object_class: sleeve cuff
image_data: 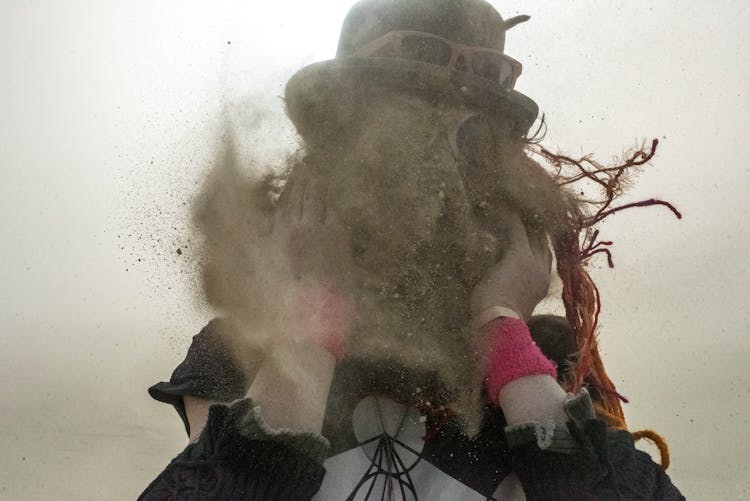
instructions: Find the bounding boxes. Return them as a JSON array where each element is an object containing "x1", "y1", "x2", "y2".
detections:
[{"x1": 235, "y1": 401, "x2": 331, "y2": 464}]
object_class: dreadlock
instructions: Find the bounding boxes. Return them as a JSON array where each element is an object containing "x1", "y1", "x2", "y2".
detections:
[{"x1": 523, "y1": 129, "x2": 680, "y2": 468}]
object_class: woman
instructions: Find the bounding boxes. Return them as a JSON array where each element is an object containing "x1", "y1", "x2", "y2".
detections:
[{"x1": 141, "y1": 0, "x2": 683, "y2": 498}]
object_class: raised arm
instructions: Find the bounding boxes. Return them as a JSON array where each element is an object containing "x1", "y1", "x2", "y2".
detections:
[
  {"x1": 471, "y1": 211, "x2": 684, "y2": 500},
  {"x1": 140, "y1": 171, "x2": 355, "y2": 500},
  {"x1": 471, "y1": 212, "x2": 567, "y2": 427}
]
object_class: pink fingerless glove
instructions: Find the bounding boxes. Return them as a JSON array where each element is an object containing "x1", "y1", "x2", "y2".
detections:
[
  {"x1": 287, "y1": 284, "x2": 353, "y2": 361},
  {"x1": 480, "y1": 317, "x2": 557, "y2": 405}
]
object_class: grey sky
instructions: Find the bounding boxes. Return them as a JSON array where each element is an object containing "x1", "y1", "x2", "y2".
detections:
[{"x1": 1, "y1": 0, "x2": 749, "y2": 499}]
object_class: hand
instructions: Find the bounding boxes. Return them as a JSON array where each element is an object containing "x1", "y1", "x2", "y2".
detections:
[
  {"x1": 272, "y1": 169, "x2": 355, "y2": 359},
  {"x1": 470, "y1": 211, "x2": 552, "y2": 326},
  {"x1": 274, "y1": 168, "x2": 353, "y2": 283}
]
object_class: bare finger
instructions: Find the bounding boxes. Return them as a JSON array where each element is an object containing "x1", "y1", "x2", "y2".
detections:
[
  {"x1": 525, "y1": 225, "x2": 552, "y2": 266},
  {"x1": 505, "y1": 211, "x2": 533, "y2": 254}
]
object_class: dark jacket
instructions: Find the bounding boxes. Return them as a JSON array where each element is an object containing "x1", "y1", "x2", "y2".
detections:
[{"x1": 140, "y1": 320, "x2": 684, "y2": 500}]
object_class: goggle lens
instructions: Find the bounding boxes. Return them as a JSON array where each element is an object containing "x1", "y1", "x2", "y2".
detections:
[
  {"x1": 471, "y1": 51, "x2": 513, "y2": 86},
  {"x1": 400, "y1": 35, "x2": 453, "y2": 65}
]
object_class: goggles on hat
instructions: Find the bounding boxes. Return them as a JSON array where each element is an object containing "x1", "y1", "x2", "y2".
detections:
[{"x1": 353, "y1": 30, "x2": 523, "y2": 89}]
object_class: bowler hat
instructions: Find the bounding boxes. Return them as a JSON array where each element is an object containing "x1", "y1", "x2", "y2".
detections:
[{"x1": 285, "y1": 0, "x2": 538, "y2": 141}]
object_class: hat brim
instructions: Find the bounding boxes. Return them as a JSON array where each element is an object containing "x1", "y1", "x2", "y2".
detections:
[{"x1": 285, "y1": 57, "x2": 539, "y2": 140}]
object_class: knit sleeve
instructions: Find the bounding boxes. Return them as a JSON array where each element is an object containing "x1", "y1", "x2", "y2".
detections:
[
  {"x1": 138, "y1": 398, "x2": 329, "y2": 501},
  {"x1": 506, "y1": 390, "x2": 685, "y2": 500}
]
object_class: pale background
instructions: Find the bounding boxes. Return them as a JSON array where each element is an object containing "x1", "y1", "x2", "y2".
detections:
[{"x1": 1, "y1": 0, "x2": 749, "y2": 499}]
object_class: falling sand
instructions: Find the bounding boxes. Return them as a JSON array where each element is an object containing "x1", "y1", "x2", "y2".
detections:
[{"x1": 191, "y1": 87, "x2": 574, "y2": 431}]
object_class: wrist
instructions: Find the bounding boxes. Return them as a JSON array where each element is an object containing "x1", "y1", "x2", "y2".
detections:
[
  {"x1": 307, "y1": 329, "x2": 347, "y2": 362},
  {"x1": 479, "y1": 317, "x2": 557, "y2": 405},
  {"x1": 282, "y1": 283, "x2": 353, "y2": 361},
  {"x1": 471, "y1": 305, "x2": 521, "y2": 331}
]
